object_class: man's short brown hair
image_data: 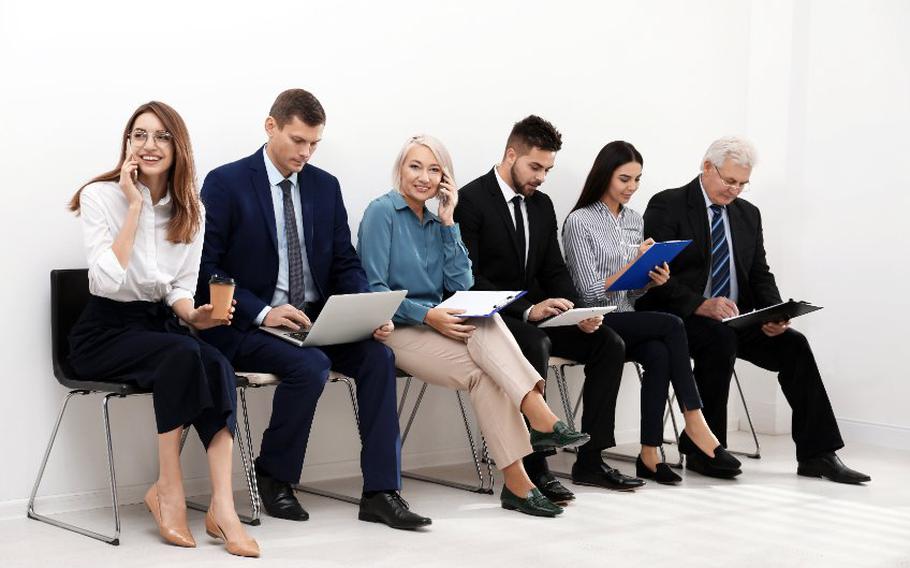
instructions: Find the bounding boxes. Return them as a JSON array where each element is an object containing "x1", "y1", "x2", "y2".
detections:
[{"x1": 269, "y1": 88, "x2": 326, "y2": 127}]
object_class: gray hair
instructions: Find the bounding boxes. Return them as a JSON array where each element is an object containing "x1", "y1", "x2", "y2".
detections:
[
  {"x1": 701, "y1": 136, "x2": 757, "y2": 169},
  {"x1": 392, "y1": 134, "x2": 455, "y2": 191}
]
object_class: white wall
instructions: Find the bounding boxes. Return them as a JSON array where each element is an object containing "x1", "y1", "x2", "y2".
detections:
[{"x1": 0, "y1": 0, "x2": 902, "y2": 516}]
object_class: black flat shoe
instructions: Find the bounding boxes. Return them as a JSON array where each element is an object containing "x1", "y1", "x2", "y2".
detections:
[
  {"x1": 255, "y1": 464, "x2": 309, "y2": 521},
  {"x1": 531, "y1": 470, "x2": 575, "y2": 503},
  {"x1": 571, "y1": 461, "x2": 645, "y2": 491},
  {"x1": 358, "y1": 491, "x2": 432, "y2": 530},
  {"x1": 687, "y1": 442, "x2": 742, "y2": 471},
  {"x1": 529, "y1": 420, "x2": 590, "y2": 451},
  {"x1": 500, "y1": 487, "x2": 563, "y2": 517},
  {"x1": 685, "y1": 451, "x2": 742, "y2": 479},
  {"x1": 636, "y1": 455, "x2": 682, "y2": 485},
  {"x1": 798, "y1": 452, "x2": 870, "y2": 484}
]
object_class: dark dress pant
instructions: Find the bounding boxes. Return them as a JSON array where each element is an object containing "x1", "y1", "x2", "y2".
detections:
[
  {"x1": 500, "y1": 314, "x2": 625, "y2": 471},
  {"x1": 683, "y1": 315, "x2": 844, "y2": 460},
  {"x1": 232, "y1": 331, "x2": 401, "y2": 492},
  {"x1": 68, "y1": 296, "x2": 236, "y2": 449}
]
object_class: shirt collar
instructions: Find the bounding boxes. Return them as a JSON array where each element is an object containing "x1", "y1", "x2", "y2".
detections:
[
  {"x1": 592, "y1": 199, "x2": 625, "y2": 219},
  {"x1": 493, "y1": 165, "x2": 522, "y2": 204},
  {"x1": 698, "y1": 175, "x2": 720, "y2": 211},
  {"x1": 263, "y1": 145, "x2": 298, "y2": 188},
  {"x1": 137, "y1": 180, "x2": 172, "y2": 207},
  {"x1": 387, "y1": 190, "x2": 439, "y2": 224}
]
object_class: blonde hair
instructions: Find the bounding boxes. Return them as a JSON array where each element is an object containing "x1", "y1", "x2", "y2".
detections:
[{"x1": 392, "y1": 134, "x2": 455, "y2": 191}]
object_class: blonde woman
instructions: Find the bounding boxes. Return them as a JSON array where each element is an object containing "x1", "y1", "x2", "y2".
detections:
[{"x1": 357, "y1": 135, "x2": 588, "y2": 517}]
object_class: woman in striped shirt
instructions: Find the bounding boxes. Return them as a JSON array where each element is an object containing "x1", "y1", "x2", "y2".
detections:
[{"x1": 563, "y1": 141, "x2": 739, "y2": 484}]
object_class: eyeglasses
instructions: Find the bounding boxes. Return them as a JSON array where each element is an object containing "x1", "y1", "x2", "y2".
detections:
[
  {"x1": 713, "y1": 165, "x2": 749, "y2": 192},
  {"x1": 128, "y1": 129, "x2": 173, "y2": 147}
]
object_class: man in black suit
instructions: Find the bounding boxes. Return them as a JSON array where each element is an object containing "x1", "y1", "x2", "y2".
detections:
[
  {"x1": 636, "y1": 136, "x2": 869, "y2": 483},
  {"x1": 455, "y1": 116, "x2": 643, "y2": 500}
]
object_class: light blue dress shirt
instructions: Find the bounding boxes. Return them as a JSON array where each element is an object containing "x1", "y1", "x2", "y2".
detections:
[
  {"x1": 357, "y1": 190, "x2": 473, "y2": 325},
  {"x1": 699, "y1": 176, "x2": 739, "y2": 304},
  {"x1": 254, "y1": 146, "x2": 319, "y2": 325}
]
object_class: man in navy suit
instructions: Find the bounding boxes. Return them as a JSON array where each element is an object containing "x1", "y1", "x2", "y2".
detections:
[{"x1": 197, "y1": 89, "x2": 430, "y2": 529}]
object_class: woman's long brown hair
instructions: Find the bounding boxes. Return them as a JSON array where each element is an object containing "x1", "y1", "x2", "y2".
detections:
[{"x1": 69, "y1": 101, "x2": 201, "y2": 244}]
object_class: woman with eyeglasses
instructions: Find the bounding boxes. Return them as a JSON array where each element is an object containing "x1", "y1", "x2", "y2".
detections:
[
  {"x1": 562, "y1": 141, "x2": 740, "y2": 484},
  {"x1": 357, "y1": 135, "x2": 589, "y2": 517},
  {"x1": 67, "y1": 102, "x2": 259, "y2": 557}
]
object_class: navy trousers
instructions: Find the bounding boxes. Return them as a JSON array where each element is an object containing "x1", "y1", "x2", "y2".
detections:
[
  {"x1": 232, "y1": 331, "x2": 401, "y2": 492},
  {"x1": 68, "y1": 296, "x2": 237, "y2": 449}
]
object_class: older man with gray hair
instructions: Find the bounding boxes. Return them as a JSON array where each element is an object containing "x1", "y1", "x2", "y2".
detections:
[{"x1": 635, "y1": 136, "x2": 869, "y2": 484}]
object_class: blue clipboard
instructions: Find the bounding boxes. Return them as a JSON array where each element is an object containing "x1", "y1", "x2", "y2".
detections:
[{"x1": 606, "y1": 240, "x2": 692, "y2": 291}]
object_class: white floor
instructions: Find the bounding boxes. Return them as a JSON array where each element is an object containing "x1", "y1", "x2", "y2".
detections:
[{"x1": 3, "y1": 432, "x2": 909, "y2": 568}]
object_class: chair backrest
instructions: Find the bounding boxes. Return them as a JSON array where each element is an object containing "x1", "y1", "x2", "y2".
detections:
[{"x1": 50, "y1": 269, "x2": 91, "y2": 383}]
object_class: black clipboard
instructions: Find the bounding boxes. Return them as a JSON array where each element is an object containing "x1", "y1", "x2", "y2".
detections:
[{"x1": 722, "y1": 299, "x2": 822, "y2": 329}]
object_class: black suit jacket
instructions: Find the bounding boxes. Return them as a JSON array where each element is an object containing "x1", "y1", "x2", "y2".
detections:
[
  {"x1": 635, "y1": 176, "x2": 782, "y2": 318},
  {"x1": 454, "y1": 168, "x2": 578, "y2": 319}
]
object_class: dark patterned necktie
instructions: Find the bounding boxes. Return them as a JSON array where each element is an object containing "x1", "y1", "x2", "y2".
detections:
[
  {"x1": 279, "y1": 179, "x2": 306, "y2": 307},
  {"x1": 710, "y1": 204, "x2": 731, "y2": 298},
  {"x1": 511, "y1": 195, "x2": 526, "y2": 268}
]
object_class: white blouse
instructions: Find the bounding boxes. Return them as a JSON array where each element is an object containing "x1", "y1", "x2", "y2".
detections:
[{"x1": 79, "y1": 181, "x2": 203, "y2": 306}]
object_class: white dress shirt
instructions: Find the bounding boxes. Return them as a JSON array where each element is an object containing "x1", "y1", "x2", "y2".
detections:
[
  {"x1": 254, "y1": 146, "x2": 319, "y2": 325},
  {"x1": 493, "y1": 165, "x2": 529, "y2": 265},
  {"x1": 699, "y1": 176, "x2": 739, "y2": 303},
  {"x1": 79, "y1": 181, "x2": 202, "y2": 306}
]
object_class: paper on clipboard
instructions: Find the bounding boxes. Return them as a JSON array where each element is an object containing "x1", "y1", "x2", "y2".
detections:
[{"x1": 436, "y1": 290, "x2": 526, "y2": 317}]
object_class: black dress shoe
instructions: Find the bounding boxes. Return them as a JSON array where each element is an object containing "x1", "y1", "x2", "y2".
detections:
[
  {"x1": 571, "y1": 461, "x2": 645, "y2": 491},
  {"x1": 685, "y1": 451, "x2": 742, "y2": 479},
  {"x1": 358, "y1": 492, "x2": 432, "y2": 530},
  {"x1": 529, "y1": 421, "x2": 591, "y2": 451},
  {"x1": 531, "y1": 470, "x2": 575, "y2": 503},
  {"x1": 500, "y1": 487, "x2": 563, "y2": 517},
  {"x1": 798, "y1": 452, "x2": 871, "y2": 484},
  {"x1": 636, "y1": 455, "x2": 682, "y2": 485},
  {"x1": 255, "y1": 466, "x2": 309, "y2": 521}
]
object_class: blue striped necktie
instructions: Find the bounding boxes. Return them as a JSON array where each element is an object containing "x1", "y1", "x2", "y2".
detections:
[{"x1": 709, "y1": 204, "x2": 731, "y2": 298}]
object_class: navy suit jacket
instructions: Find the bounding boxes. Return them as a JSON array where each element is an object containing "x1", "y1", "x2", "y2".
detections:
[{"x1": 196, "y1": 147, "x2": 369, "y2": 358}]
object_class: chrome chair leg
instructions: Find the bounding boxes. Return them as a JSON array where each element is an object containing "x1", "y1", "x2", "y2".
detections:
[
  {"x1": 27, "y1": 390, "x2": 123, "y2": 545},
  {"x1": 729, "y1": 369, "x2": 761, "y2": 459},
  {"x1": 398, "y1": 378, "x2": 494, "y2": 494},
  {"x1": 553, "y1": 364, "x2": 577, "y2": 429}
]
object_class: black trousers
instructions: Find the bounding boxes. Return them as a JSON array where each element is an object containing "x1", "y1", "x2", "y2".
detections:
[
  {"x1": 684, "y1": 315, "x2": 844, "y2": 461},
  {"x1": 501, "y1": 314, "x2": 625, "y2": 471},
  {"x1": 601, "y1": 311, "x2": 703, "y2": 446},
  {"x1": 68, "y1": 296, "x2": 237, "y2": 449}
]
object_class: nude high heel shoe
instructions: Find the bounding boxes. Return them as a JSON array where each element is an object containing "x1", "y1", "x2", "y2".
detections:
[
  {"x1": 144, "y1": 484, "x2": 195, "y2": 548},
  {"x1": 206, "y1": 508, "x2": 260, "y2": 558}
]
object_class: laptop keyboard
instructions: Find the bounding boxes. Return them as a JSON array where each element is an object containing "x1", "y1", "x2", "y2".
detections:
[{"x1": 289, "y1": 331, "x2": 310, "y2": 341}]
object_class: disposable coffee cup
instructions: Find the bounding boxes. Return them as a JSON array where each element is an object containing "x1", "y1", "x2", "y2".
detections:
[{"x1": 209, "y1": 275, "x2": 236, "y2": 320}]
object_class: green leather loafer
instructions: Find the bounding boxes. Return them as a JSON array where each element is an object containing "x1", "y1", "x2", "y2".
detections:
[
  {"x1": 529, "y1": 420, "x2": 590, "y2": 452},
  {"x1": 500, "y1": 487, "x2": 564, "y2": 517}
]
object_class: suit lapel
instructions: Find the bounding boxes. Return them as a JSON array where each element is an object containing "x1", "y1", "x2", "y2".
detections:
[
  {"x1": 726, "y1": 201, "x2": 749, "y2": 282},
  {"x1": 250, "y1": 151, "x2": 278, "y2": 254},
  {"x1": 685, "y1": 178, "x2": 710, "y2": 270},
  {"x1": 297, "y1": 167, "x2": 315, "y2": 260},
  {"x1": 524, "y1": 195, "x2": 541, "y2": 278},
  {"x1": 483, "y1": 171, "x2": 524, "y2": 274}
]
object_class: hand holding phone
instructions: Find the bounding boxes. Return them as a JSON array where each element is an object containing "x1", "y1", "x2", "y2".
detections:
[{"x1": 119, "y1": 138, "x2": 142, "y2": 205}]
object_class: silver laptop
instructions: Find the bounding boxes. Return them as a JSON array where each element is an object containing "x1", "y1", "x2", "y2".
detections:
[{"x1": 258, "y1": 290, "x2": 407, "y2": 347}]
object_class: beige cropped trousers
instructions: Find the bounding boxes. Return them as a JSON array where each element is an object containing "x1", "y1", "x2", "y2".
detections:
[{"x1": 384, "y1": 313, "x2": 542, "y2": 469}]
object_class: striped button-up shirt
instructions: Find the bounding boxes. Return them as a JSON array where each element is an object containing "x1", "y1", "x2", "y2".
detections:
[{"x1": 562, "y1": 201, "x2": 646, "y2": 312}]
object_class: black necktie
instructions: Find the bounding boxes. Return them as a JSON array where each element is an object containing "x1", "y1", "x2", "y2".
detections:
[
  {"x1": 511, "y1": 195, "x2": 526, "y2": 268},
  {"x1": 709, "y1": 204, "x2": 731, "y2": 298},
  {"x1": 279, "y1": 179, "x2": 306, "y2": 307}
]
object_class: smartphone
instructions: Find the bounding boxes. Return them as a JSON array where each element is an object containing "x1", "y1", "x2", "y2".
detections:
[
  {"x1": 438, "y1": 173, "x2": 449, "y2": 205},
  {"x1": 126, "y1": 139, "x2": 138, "y2": 182}
]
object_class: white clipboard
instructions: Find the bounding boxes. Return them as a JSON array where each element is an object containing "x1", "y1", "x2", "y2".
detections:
[{"x1": 537, "y1": 306, "x2": 617, "y2": 328}]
